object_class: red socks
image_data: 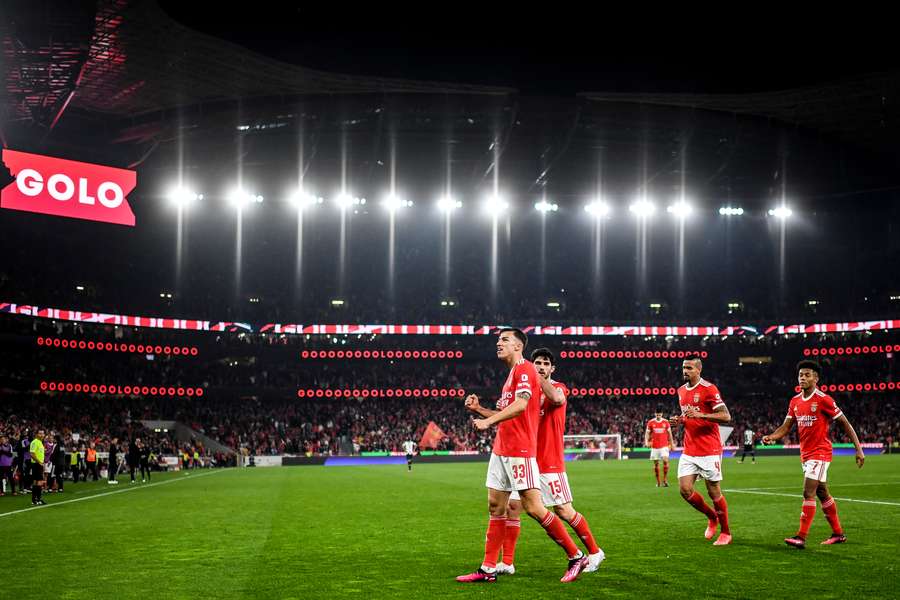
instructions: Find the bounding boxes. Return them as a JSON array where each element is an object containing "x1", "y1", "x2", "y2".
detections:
[
  {"x1": 713, "y1": 496, "x2": 730, "y2": 534},
  {"x1": 654, "y1": 463, "x2": 660, "y2": 485},
  {"x1": 568, "y1": 512, "x2": 600, "y2": 554},
  {"x1": 798, "y1": 500, "x2": 817, "y2": 539},
  {"x1": 501, "y1": 518, "x2": 521, "y2": 565},
  {"x1": 686, "y1": 491, "x2": 718, "y2": 521},
  {"x1": 540, "y1": 512, "x2": 581, "y2": 558},
  {"x1": 821, "y1": 497, "x2": 843, "y2": 535},
  {"x1": 482, "y1": 516, "x2": 506, "y2": 569}
]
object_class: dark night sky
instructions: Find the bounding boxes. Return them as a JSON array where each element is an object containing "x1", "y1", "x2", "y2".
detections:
[{"x1": 157, "y1": 5, "x2": 898, "y2": 97}]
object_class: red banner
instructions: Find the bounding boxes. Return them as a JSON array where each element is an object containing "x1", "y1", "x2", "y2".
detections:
[{"x1": 2, "y1": 149, "x2": 136, "y2": 226}]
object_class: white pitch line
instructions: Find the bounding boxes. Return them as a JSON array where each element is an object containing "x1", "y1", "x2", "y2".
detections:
[
  {"x1": 0, "y1": 470, "x2": 227, "y2": 518},
  {"x1": 724, "y1": 488, "x2": 900, "y2": 507},
  {"x1": 737, "y1": 482, "x2": 900, "y2": 492}
]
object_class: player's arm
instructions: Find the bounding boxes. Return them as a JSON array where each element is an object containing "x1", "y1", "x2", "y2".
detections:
[
  {"x1": 643, "y1": 425, "x2": 651, "y2": 448},
  {"x1": 473, "y1": 392, "x2": 530, "y2": 430},
  {"x1": 539, "y1": 377, "x2": 565, "y2": 406},
  {"x1": 464, "y1": 394, "x2": 498, "y2": 418},
  {"x1": 683, "y1": 404, "x2": 731, "y2": 424},
  {"x1": 762, "y1": 416, "x2": 794, "y2": 444},
  {"x1": 835, "y1": 414, "x2": 865, "y2": 468},
  {"x1": 667, "y1": 427, "x2": 675, "y2": 450}
]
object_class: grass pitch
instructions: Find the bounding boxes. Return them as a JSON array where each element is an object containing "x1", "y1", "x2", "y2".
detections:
[{"x1": 2, "y1": 455, "x2": 898, "y2": 599}]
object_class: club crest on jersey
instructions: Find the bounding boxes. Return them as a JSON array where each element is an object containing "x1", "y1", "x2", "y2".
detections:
[
  {"x1": 693, "y1": 393, "x2": 700, "y2": 404},
  {"x1": 811, "y1": 403, "x2": 818, "y2": 413}
]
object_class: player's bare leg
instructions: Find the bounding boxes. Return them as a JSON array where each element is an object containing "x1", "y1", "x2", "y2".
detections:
[
  {"x1": 661, "y1": 458, "x2": 670, "y2": 486},
  {"x1": 815, "y1": 481, "x2": 846, "y2": 544},
  {"x1": 553, "y1": 502, "x2": 605, "y2": 572},
  {"x1": 519, "y1": 489, "x2": 588, "y2": 582},
  {"x1": 496, "y1": 499, "x2": 522, "y2": 575},
  {"x1": 785, "y1": 477, "x2": 821, "y2": 549},
  {"x1": 704, "y1": 479, "x2": 731, "y2": 545},
  {"x1": 679, "y1": 474, "x2": 719, "y2": 540},
  {"x1": 652, "y1": 459, "x2": 661, "y2": 486},
  {"x1": 457, "y1": 488, "x2": 510, "y2": 582}
]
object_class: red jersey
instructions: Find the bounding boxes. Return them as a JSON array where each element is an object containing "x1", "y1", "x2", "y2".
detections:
[
  {"x1": 646, "y1": 418, "x2": 671, "y2": 449},
  {"x1": 677, "y1": 379, "x2": 726, "y2": 456},
  {"x1": 787, "y1": 388, "x2": 843, "y2": 462},
  {"x1": 492, "y1": 359, "x2": 542, "y2": 458},
  {"x1": 536, "y1": 380, "x2": 570, "y2": 473}
]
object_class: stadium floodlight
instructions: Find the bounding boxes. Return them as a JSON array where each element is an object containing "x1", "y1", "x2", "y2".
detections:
[
  {"x1": 584, "y1": 200, "x2": 611, "y2": 218},
  {"x1": 666, "y1": 201, "x2": 693, "y2": 219},
  {"x1": 75, "y1": 285, "x2": 85, "y2": 291},
  {"x1": 808, "y1": 300, "x2": 820, "y2": 306},
  {"x1": 440, "y1": 299, "x2": 457, "y2": 307},
  {"x1": 290, "y1": 189, "x2": 324, "y2": 209},
  {"x1": 719, "y1": 206, "x2": 744, "y2": 216},
  {"x1": 768, "y1": 205, "x2": 793, "y2": 219},
  {"x1": 335, "y1": 193, "x2": 366, "y2": 210},
  {"x1": 436, "y1": 196, "x2": 462, "y2": 212},
  {"x1": 546, "y1": 301, "x2": 561, "y2": 308},
  {"x1": 891, "y1": 295, "x2": 900, "y2": 302},
  {"x1": 381, "y1": 194, "x2": 413, "y2": 212},
  {"x1": 229, "y1": 188, "x2": 262, "y2": 207},
  {"x1": 168, "y1": 187, "x2": 203, "y2": 207},
  {"x1": 629, "y1": 199, "x2": 656, "y2": 218},
  {"x1": 482, "y1": 194, "x2": 508, "y2": 216},
  {"x1": 331, "y1": 299, "x2": 345, "y2": 306},
  {"x1": 534, "y1": 200, "x2": 558, "y2": 213}
]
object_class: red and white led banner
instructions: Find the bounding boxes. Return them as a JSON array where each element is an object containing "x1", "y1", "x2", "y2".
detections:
[
  {"x1": 560, "y1": 350, "x2": 708, "y2": 360},
  {"x1": 1, "y1": 149, "x2": 137, "y2": 226},
  {"x1": 793, "y1": 382, "x2": 898, "y2": 394},
  {"x1": 568, "y1": 386, "x2": 679, "y2": 397},
  {"x1": 264, "y1": 324, "x2": 758, "y2": 336},
  {"x1": 262, "y1": 322, "x2": 900, "y2": 336},
  {"x1": 301, "y1": 349, "x2": 464, "y2": 360},
  {"x1": 297, "y1": 388, "x2": 466, "y2": 399},
  {"x1": 803, "y1": 345, "x2": 899, "y2": 357},
  {"x1": 39, "y1": 381, "x2": 203, "y2": 397},
  {"x1": 1, "y1": 303, "x2": 251, "y2": 332},
  {"x1": 765, "y1": 321, "x2": 900, "y2": 335},
  {"x1": 37, "y1": 336, "x2": 199, "y2": 356},
  {"x1": 3, "y1": 302, "x2": 899, "y2": 338}
]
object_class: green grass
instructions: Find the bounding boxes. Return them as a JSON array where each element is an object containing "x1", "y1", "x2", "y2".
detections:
[{"x1": 2, "y1": 456, "x2": 899, "y2": 599}]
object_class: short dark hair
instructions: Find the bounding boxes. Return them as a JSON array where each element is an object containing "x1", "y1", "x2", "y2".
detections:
[
  {"x1": 684, "y1": 354, "x2": 703, "y2": 363},
  {"x1": 655, "y1": 406, "x2": 665, "y2": 413},
  {"x1": 797, "y1": 360, "x2": 821, "y2": 376},
  {"x1": 498, "y1": 327, "x2": 528, "y2": 349},
  {"x1": 531, "y1": 347, "x2": 555, "y2": 365}
]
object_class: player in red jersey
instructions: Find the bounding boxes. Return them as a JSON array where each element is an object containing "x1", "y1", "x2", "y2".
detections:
[
  {"x1": 466, "y1": 347, "x2": 605, "y2": 576},
  {"x1": 762, "y1": 361, "x2": 865, "y2": 549},
  {"x1": 456, "y1": 330, "x2": 589, "y2": 584},
  {"x1": 670, "y1": 355, "x2": 733, "y2": 546},
  {"x1": 645, "y1": 408, "x2": 675, "y2": 487}
]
